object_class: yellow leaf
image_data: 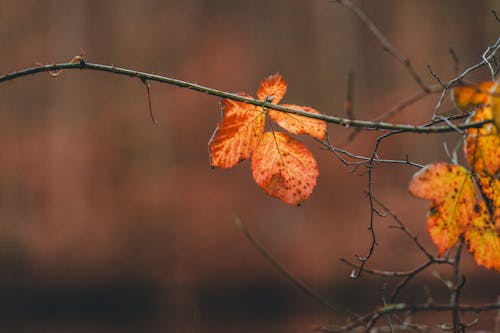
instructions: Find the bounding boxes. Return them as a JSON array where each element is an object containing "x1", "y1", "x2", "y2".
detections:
[
  {"x1": 452, "y1": 81, "x2": 493, "y2": 112},
  {"x1": 409, "y1": 163, "x2": 476, "y2": 255},
  {"x1": 464, "y1": 105, "x2": 500, "y2": 176},
  {"x1": 465, "y1": 201, "x2": 500, "y2": 271}
]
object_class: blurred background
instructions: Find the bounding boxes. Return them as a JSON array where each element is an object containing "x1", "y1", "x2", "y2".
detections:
[{"x1": 0, "y1": 0, "x2": 499, "y2": 332}]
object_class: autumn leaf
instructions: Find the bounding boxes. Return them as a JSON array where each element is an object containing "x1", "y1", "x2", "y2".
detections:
[
  {"x1": 465, "y1": 201, "x2": 500, "y2": 271},
  {"x1": 251, "y1": 132, "x2": 318, "y2": 205},
  {"x1": 452, "y1": 81, "x2": 493, "y2": 112},
  {"x1": 257, "y1": 73, "x2": 287, "y2": 103},
  {"x1": 209, "y1": 94, "x2": 265, "y2": 168},
  {"x1": 409, "y1": 163, "x2": 476, "y2": 255},
  {"x1": 268, "y1": 104, "x2": 326, "y2": 140},
  {"x1": 209, "y1": 74, "x2": 327, "y2": 205},
  {"x1": 463, "y1": 104, "x2": 500, "y2": 176},
  {"x1": 453, "y1": 80, "x2": 499, "y2": 175}
]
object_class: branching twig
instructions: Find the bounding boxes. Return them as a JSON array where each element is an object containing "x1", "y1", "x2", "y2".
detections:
[
  {"x1": 319, "y1": 142, "x2": 424, "y2": 170},
  {"x1": 317, "y1": 302, "x2": 500, "y2": 333},
  {"x1": 432, "y1": 37, "x2": 500, "y2": 117},
  {"x1": 349, "y1": 131, "x2": 397, "y2": 278}
]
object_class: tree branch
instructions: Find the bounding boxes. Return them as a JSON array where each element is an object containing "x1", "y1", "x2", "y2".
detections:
[
  {"x1": 317, "y1": 302, "x2": 500, "y2": 333},
  {"x1": 0, "y1": 60, "x2": 490, "y2": 133}
]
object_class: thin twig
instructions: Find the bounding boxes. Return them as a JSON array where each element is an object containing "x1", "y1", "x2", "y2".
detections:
[
  {"x1": 370, "y1": 195, "x2": 434, "y2": 260},
  {"x1": 450, "y1": 236, "x2": 465, "y2": 333},
  {"x1": 493, "y1": 10, "x2": 500, "y2": 23},
  {"x1": 374, "y1": 85, "x2": 442, "y2": 122},
  {"x1": 427, "y1": 65, "x2": 446, "y2": 88},
  {"x1": 449, "y1": 48, "x2": 459, "y2": 72},
  {"x1": 234, "y1": 218, "x2": 340, "y2": 313},
  {"x1": 318, "y1": 141, "x2": 424, "y2": 169},
  {"x1": 345, "y1": 71, "x2": 355, "y2": 120},
  {"x1": 350, "y1": 131, "x2": 396, "y2": 278},
  {"x1": 335, "y1": 0, "x2": 429, "y2": 92}
]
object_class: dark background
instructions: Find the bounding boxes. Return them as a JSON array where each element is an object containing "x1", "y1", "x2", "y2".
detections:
[{"x1": 0, "y1": 1, "x2": 499, "y2": 332}]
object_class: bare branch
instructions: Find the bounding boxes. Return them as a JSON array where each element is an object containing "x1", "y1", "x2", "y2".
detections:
[
  {"x1": 0, "y1": 60, "x2": 491, "y2": 133},
  {"x1": 317, "y1": 302, "x2": 500, "y2": 333},
  {"x1": 335, "y1": 0, "x2": 430, "y2": 92}
]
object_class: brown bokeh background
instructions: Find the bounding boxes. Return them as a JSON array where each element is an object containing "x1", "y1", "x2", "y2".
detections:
[{"x1": 0, "y1": 1, "x2": 499, "y2": 332}]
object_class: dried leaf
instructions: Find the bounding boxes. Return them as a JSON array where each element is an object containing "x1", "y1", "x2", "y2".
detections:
[
  {"x1": 209, "y1": 74, "x2": 325, "y2": 204},
  {"x1": 465, "y1": 201, "x2": 500, "y2": 271},
  {"x1": 257, "y1": 73, "x2": 287, "y2": 103},
  {"x1": 251, "y1": 131, "x2": 319, "y2": 205},
  {"x1": 409, "y1": 163, "x2": 476, "y2": 255},
  {"x1": 209, "y1": 96, "x2": 265, "y2": 168},
  {"x1": 269, "y1": 104, "x2": 326, "y2": 140}
]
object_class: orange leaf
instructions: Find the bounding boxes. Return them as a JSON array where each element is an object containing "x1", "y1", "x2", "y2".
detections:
[
  {"x1": 209, "y1": 96, "x2": 265, "y2": 168},
  {"x1": 269, "y1": 104, "x2": 326, "y2": 140},
  {"x1": 452, "y1": 81, "x2": 494, "y2": 112},
  {"x1": 409, "y1": 163, "x2": 476, "y2": 255},
  {"x1": 465, "y1": 201, "x2": 500, "y2": 271},
  {"x1": 463, "y1": 104, "x2": 500, "y2": 176},
  {"x1": 209, "y1": 74, "x2": 325, "y2": 204},
  {"x1": 257, "y1": 73, "x2": 287, "y2": 103},
  {"x1": 251, "y1": 131, "x2": 319, "y2": 205}
]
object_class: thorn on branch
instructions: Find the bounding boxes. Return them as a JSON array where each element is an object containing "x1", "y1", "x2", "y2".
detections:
[{"x1": 49, "y1": 55, "x2": 85, "y2": 78}]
